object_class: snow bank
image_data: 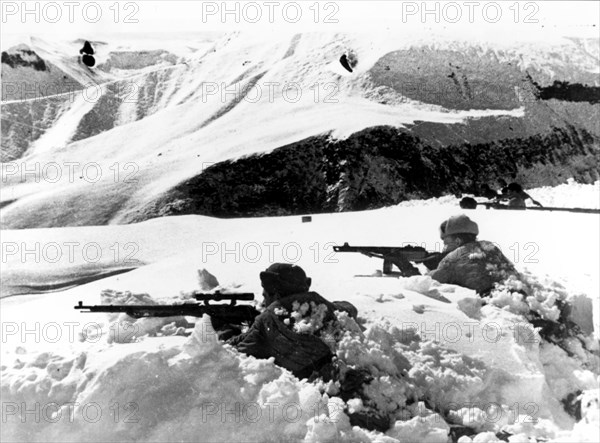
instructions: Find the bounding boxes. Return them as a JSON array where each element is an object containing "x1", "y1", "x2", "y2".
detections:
[
  {"x1": 2, "y1": 318, "x2": 322, "y2": 442},
  {"x1": 1, "y1": 183, "x2": 598, "y2": 442},
  {"x1": 3, "y1": 277, "x2": 597, "y2": 442},
  {"x1": 528, "y1": 180, "x2": 600, "y2": 210}
]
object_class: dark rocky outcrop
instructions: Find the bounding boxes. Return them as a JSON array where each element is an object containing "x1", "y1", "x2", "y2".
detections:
[
  {"x1": 537, "y1": 81, "x2": 600, "y2": 104},
  {"x1": 132, "y1": 124, "x2": 598, "y2": 221},
  {"x1": 1, "y1": 49, "x2": 47, "y2": 71}
]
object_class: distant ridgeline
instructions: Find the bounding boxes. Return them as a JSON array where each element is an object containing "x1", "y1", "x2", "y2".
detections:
[{"x1": 140, "y1": 124, "x2": 599, "y2": 220}]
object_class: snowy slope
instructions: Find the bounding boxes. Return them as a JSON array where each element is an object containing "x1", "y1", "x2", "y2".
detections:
[
  {"x1": 1, "y1": 182, "x2": 598, "y2": 442},
  {"x1": 2, "y1": 31, "x2": 598, "y2": 228}
]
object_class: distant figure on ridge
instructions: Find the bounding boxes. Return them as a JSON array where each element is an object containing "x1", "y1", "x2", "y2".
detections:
[
  {"x1": 479, "y1": 184, "x2": 500, "y2": 200},
  {"x1": 339, "y1": 51, "x2": 357, "y2": 73},
  {"x1": 79, "y1": 40, "x2": 95, "y2": 67},
  {"x1": 504, "y1": 182, "x2": 543, "y2": 208},
  {"x1": 493, "y1": 179, "x2": 542, "y2": 208},
  {"x1": 79, "y1": 40, "x2": 94, "y2": 55}
]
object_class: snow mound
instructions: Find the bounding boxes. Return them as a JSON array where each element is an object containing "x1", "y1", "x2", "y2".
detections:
[
  {"x1": 6, "y1": 287, "x2": 584, "y2": 442},
  {"x1": 1, "y1": 180, "x2": 598, "y2": 442},
  {"x1": 528, "y1": 180, "x2": 600, "y2": 210}
]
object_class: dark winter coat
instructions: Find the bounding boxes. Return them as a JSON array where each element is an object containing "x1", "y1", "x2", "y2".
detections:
[
  {"x1": 428, "y1": 240, "x2": 518, "y2": 294},
  {"x1": 227, "y1": 292, "x2": 354, "y2": 379}
]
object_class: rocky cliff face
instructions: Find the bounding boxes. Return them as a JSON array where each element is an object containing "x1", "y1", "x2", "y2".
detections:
[{"x1": 133, "y1": 124, "x2": 597, "y2": 220}]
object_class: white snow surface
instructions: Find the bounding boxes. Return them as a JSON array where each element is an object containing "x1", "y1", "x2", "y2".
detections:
[{"x1": 1, "y1": 181, "x2": 599, "y2": 442}]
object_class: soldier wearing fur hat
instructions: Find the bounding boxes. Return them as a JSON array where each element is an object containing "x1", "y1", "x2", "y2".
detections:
[
  {"x1": 428, "y1": 214, "x2": 519, "y2": 294},
  {"x1": 223, "y1": 264, "x2": 394, "y2": 431},
  {"x1": 223, "y1": 263, "x2": 357, "y2": 379}
]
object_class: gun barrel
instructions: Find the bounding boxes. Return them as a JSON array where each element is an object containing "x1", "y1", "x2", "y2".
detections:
[
  {"x1": 74, "y1": 303, "x2": 199, "y2": 317},
  {"x1": 332, "y1": 243, "x2": 429, "y2": 259},
  {"x1": 74, "y1": 302, "x2": 260, "y2": 322},
  {"x1": 194, "y1": 292, "x2": 254, "y2": 302}
]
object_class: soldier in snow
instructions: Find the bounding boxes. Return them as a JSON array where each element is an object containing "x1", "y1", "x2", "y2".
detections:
[
  {"x1": 217, "y1": 263, "x2": 356, "y2": 379},
  {"x1": 479, "y1": 183, "x2": 500, "y2": 200},
  {"x1": 214, "y1": 264, "x2": 394, "y2": 431},
  {"x1": 383, "y1": 214, "x2": 518, "y2": 295},
  {"x1": 428, "y1": 214, "x2": 519, "y2": 295},
  {"x1": 495, "y1": 180, "x2": 543, "y2": 208},
  {"x1": 430, "y1": 215, "x2": 593, "y2": 357},
  {"x1": 504, "y1": 182, "x2": 543, "y2": 208}
]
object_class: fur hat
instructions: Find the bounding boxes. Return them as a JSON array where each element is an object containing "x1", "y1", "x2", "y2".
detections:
[
  {"x1": 260, "y1": 263, "x2": 311, "y2": 295},
  {"x1": 440, "y1": 214, "x2": 479, "y2": 238}
]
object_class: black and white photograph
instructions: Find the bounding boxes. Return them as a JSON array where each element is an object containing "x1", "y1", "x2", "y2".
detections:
[{"x1": 1, "y1": 1, "x2": 599, "y2": 441}]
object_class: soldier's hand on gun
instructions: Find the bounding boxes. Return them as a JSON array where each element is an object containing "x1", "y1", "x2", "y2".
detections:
[{"x1": 384, "y1": 255, "x2": 421, "y2": 277}]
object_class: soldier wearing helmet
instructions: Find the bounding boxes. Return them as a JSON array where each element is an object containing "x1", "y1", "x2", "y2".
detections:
[{"x1": 428, "y1": 214, "x2": 519, "y2": 295}]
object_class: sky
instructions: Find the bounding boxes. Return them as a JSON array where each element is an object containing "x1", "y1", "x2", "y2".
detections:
[{"x1": 1, "y1": 0, "x2": 599, "y2": 43}]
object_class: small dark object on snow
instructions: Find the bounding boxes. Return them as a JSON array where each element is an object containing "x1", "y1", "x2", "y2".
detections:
[
  {"x1": 561, "y1": 390, "x2": 583, "y2": 420},
  {"x1": 301, "y1": 216, "x2": 312, "y2": 223},
  {"x1": 448, "y1": 425, "x2": 476, "y2": 441},
  {"x1": 340, "y1": 54, "x2": 353, "y2": 72},
  {"x1": 459, "y1": 197, "x2": 477, "y2": 209},
  {"x1": 340, "y1": 52, "x2": 357, "y2": 73},
  {"x1": 340, "y1": 369, "x2": 392, "y2": 432},
  {"x1": 495, "y1": 431, "x2": 512, "y2": 442},
  {"x1": 82, "y1": 54, "x2": 95, "y2": 67},
  {"x1": 347, "y1": 410, "x2": 391, "y2": 432},
  {"x1": 79, "y1": 40, "x2": 95, "y2": 55}
]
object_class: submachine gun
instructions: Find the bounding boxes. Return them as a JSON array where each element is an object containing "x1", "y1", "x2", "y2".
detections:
[
  {"x1": 332, "y1": 243, "x2": 445, "y2": 276},
  {"x1": 75, "y1": 291, "x2": 260, "y2": 325}
]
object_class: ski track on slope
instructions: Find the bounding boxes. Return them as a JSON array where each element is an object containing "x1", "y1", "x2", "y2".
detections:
[
  {"x1": 0, "y1": 61, "x2": 191, "y2": 105},
  {"x1": 26, "y1": 90, "x2": 102, "y2": 155}
]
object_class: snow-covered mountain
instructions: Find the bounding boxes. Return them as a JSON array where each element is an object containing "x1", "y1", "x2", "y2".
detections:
[
  {"x1": 1, "y1": 32, "x2": 599, "y2": 228},
  {"x1": 2, "y1": 31, "x2": 599, "y2": 443}
]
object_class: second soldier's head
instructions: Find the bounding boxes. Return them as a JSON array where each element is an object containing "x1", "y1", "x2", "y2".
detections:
[
  {"x1": 259, "y1": 263, "x2": 311, "y2": 307},
  {"x1": 439, "y1": 214, "x2": 479, "y2": 253}
]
